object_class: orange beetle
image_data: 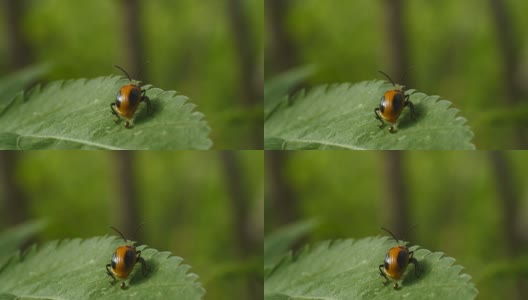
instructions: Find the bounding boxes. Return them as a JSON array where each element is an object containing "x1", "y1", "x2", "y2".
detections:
[
  {"x1": 106, "y1": 226, "x2": 148, "y2": 288},
  {"x1": 374, "y1": 70, "x2": 416, "y2": 133},
  {"x1": 110, "y1": 65, "x2": 151, "y2": 128},
  {"x1": 378, "y1": 227, "x2": 420, "y2": 289}
]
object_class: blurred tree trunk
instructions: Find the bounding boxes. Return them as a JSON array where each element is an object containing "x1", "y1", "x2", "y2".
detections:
[
  {"x1": 114, "y1": 0, "x2": 147, "y2": 239},
  {"x1": 380, "y1": 0, "x2": 412, "y2": 238},
  {"x1": 220, "y1": 151, "x2": 262, "y2": 300},
  {"x1": 0, "y1": 152, "x2": 29, "y2": 226},
  {"x1": 3, "y1": 0, "x2": 33, "y2": 70},
  {"x1": 265, "y1": 0, "x2": 298, "y2": 74},
  {"x1": 226, "y1": 0, "x2": 263, "y2": 148},
  {"x1": 488, "y1": 0, "x2": 527, "y2": 148},
  {"x1": 382, "y1": 0, "x2": 410, "y2": 84},
  {"x1": 265, "y1": 0, "x2": 301, "y2": 232},
  {"x1": 117, "y1": 0, "x2": 146, "y2": 80},
  {"x1": 265, "y1": 152, "x2": 298, "y2": 227},
  {"x1": 112, "y1": 151, "x2": 141, "y2": 241},
  {"x1": 381, "y1": 152, "x2": 410, "y2": 239},
  {"x1": 489, "y1": 151, "x2": 525, "y2": 299}
]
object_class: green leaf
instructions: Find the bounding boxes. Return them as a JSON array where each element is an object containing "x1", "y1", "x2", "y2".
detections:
[
  {"x1": 265, "y1": 237, "x2": 477, "y2": 300},
  {"x1": 264, "y1": 80, "x2": 475, "y2": 150},
  {"x1": 0, "y1": 236, "x2": 205, "y2": 300},
  {"x1": 0, "y1": 76, "x2": 212, "y2": 150},
  {"x1": 0, "y1": 64, "x2": 50, "y2": 115},
  {"x1": 0, "y1": 220, "x2": 46, "y2": 267},
  {"x1": 264, "y1": 220, "x2": 317, "y2": 274},
  {"x1": 265, "y1": 66, "x2": 316, "y2": 119}
]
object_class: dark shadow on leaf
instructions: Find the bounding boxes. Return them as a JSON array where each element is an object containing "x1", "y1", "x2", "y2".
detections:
[
  {"x1": 402, "y1": 257, "x2": 429, "y2": 287},
  {"x1": 398, "y1": 102, "x2": 424, "y2": 130},
  {"x1": 129, "y1": 257, "x2": 155, "y2": 286},
  {"x1": 133, "y1": 96, "x2": 160, "y2": 125}
]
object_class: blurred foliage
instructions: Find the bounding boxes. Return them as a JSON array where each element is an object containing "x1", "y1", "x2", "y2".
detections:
[
  {"x1": 0, "y1": 0, "x2": 263, "y2": 149},
  {"x1": 0, "y1": 64, "x2": 50, "y2": 112},
  {"x1": 265, "y1": 0, "x2": 528, "y2": 149},
  {"x1": 0, "y1": 220, "x2": 46, "y2": 267},
  {"x1": 0, "y1": 151, "x2": 263, "y2": 300},
  {"x1": 264, "y1": 65, "x2": 315, "y2": 119},
  {"x1": 264, "y1": 151, "x2": 528, "y2": 300},
  {"x1": 264, "y1": 219, "x2": 316, "y2": 273}
]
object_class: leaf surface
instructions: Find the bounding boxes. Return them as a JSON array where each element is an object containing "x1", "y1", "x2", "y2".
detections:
[
  {"x1": 265, "y1": 80, "x2": 474, "y2": 150},
  {"x1": 265, "y1": 237, "x2": 477, "y2": 300},
  {"x1": 264, "y1": 220, "x2": 316, "y2": 274},
  {"x1": 0, "y1": 64, "x2": 50, "y2": 115},
  {"x1": 264, "y1": 66, "x2": 315, "y2": 119},
  {"x1": 0, "y1": 220, "x2": 46, "y2": 268},
  {"x1": 0, "y1": 236, "x2": 205, "y2": 300}
]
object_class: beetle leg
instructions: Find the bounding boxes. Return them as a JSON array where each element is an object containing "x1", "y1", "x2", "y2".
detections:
[
  {"x1": 141, "y1": 89, "x2": 152, "y2": 115},
  {"x1": 379, "y1": 264, "x2": 390, "y2": 286},
  {"x1": 124, "y1": 120, "x2": 131, "y2": 128},
  {"x1": 142, "y1": 95, "x2": 152, "y2": 115},
  {"x1": 409, "y1": 251, "x2": 420, "y2": 277},
  {"x1": 405, "y1": 96, "x2": 416, "y2": 120},
  {"x1": 374, "y1": 108, "x2": 385, "y2": 128},
  {"x1": 110, "y1": 103, "x2": 120, "y2": 123},
  {"x1": 136, "y1": 250, "x2": 149, "y2": 275},
  {"x1": 106, "y1": 264, "x2": 117, "y2": 285},
  {"x1": 389, "y1": 125, "x2": 396, "y2": 133}
]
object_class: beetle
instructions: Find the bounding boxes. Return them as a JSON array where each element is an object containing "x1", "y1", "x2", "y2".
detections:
[
  {"x1": 106, "y1": 226, "x2": 148, "y2": 288},
  {"x1": 378, "y1": 227, "x2": 420, "y2": 289},
  {"x1": 374, "y1": 70, "x2": 416, "y2": 133},
  {"x1": 110, "y1": 65, "x2": 151, "y2": 128}
]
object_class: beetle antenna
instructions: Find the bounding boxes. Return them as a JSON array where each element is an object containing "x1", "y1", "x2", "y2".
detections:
[
  {"x1": 378, "y1": 70, "x2": 396, "y2": 87},
  {"x1": 135, "y1": 223, "x2": 145, "y2": 233},
  {"x1": 136, "y1": 61, "x2": 151, "y2": 81},
  {"x1": 110, "y1": 226, "x2": 127, "y2": 243},
  {"x1": 400, "y1": 66, "x2": 415, "y2": 84},
  {"x1": 381, "y1": 227, "x2": 400, "y2": 243},
  {"x1": 113, "y1": 65, "x2": 132, "y2": 81}
]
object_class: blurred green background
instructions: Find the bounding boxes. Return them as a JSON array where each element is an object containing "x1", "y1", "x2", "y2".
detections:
[
  {"x1": 265, "y1": 0, "x2": 528, "y2": 149},
  {"x1": 0, "y1": 0, "x2": 263, "y2": 149},
  {"x1": 0, "y1": 151, "x2": 263, "y2": 299},
  {"x1": 265, "y1": 151, "x2": 528, "y2": 300}
]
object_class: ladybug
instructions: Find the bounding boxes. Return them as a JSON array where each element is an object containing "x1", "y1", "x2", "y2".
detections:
[
  {"x1": 374, "y1": 70, "x2": 416, "y2": 133},
  {"x1": 106, "y1": 226, "x2": 148, "y2": 288},
  {"x1": 110, "y1": 65, "x2": 151, "y2": 128},
  {"x1": 378, "y1": 227, "x2": 420, "y2": 289}
]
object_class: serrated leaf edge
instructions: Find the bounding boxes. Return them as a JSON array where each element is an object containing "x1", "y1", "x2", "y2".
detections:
[
  {"x1": 267, "y1": 81, "x2": 476, "y2": 150},
  {"x1": 265, "y1": 237, "x2": 478, "y2": 297}
]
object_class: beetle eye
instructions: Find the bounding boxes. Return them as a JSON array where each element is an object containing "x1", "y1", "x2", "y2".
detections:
[
  {"x1": 115, "y1": 91, "x2": 123, "y2": 108},
  {"x1": 111, "y1": 252, "x2": 118, "y2": 269},
  {"x1": 379, "y1": 97, "x2": 386, "y2": 113}
]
